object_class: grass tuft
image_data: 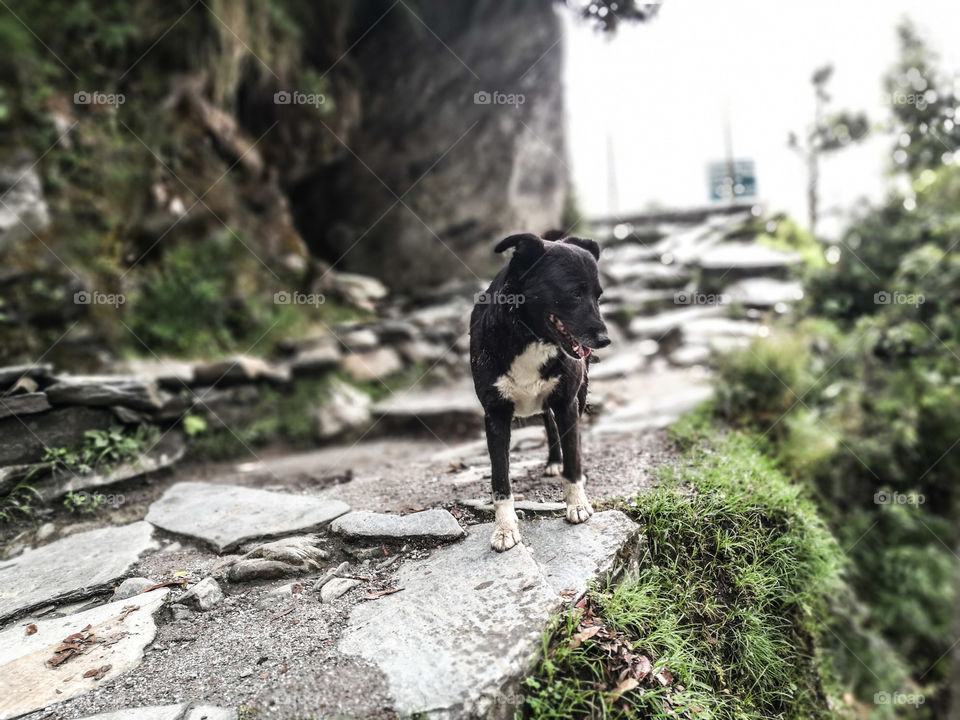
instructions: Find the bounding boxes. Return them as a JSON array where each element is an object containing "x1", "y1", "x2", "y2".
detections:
[{"x1": 521, "y1": 417, "x2": 844, "y2": 719}]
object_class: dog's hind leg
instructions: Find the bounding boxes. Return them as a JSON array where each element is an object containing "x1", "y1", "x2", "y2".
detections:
[
  {"x1": 551, "y1": 398, "x2": 594, "y2": 524},
  {"x1": 543, "y1": 405, "x2": 563, "y2": 477},
  {"x1": 486, "y1": 410, "x2": 521, "y2": 551}
]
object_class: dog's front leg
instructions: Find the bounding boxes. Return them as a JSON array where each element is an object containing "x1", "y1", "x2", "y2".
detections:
[
  {"x1": 485, "y1": 410, "x2": 521, "y2": 551},
  {"x1": 552, "y1": 399, "x2": 594, "y2": 524}
]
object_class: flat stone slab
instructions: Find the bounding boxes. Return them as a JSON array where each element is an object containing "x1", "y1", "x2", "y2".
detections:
[
  {"x1": 145, "y1": 482, "x2": 350, "y2": 552},
  {"x1": 331, "y1": 509, "x2": 465, "y2": 542},
  {"x1": 0, "y1": 588, "x2": 169, "y2": 719},
  {"x1": 0, "y1": 522, "x2": 157, "y2": 623},
  {"x1": 697, "y1": 242, "x2": 802, "y2": 270},
  {"x1": 45, "y1": 375, "x2": 164, "y2": 411},
  {"x1": 75, "y1": 705, "x2": 236, "y2": 720},
  {"x1": 0, "y1": 392, "x2": 51, "y2": 419},
  {"x1": 34, "y1": 431, "x2": 186, "y2": 502},
  {"x1": 339, "y1": 510, "x2": 639, "y2": 718}
]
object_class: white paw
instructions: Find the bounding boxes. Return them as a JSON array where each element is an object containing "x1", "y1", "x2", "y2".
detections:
[
  {"x1": 563, "y1": 478, "x2": 594, "y2": 524},
  {"x1": 491, "y1": 496, "x2": 522, "y2": 552},
  {"x1": 543, "y1": 462, "x2": 562, "y2": 477},
  {"x1": 566, "y1": 502, "x2": 594, "y2": 524},
  {"x1": 491, "y1": 524, "x2": 522, "y2": 552}
]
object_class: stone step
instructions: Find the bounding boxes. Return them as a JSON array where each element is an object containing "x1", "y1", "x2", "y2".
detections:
[{"x1": 338, "y1": 511, "x2": 640, "y2": 718}]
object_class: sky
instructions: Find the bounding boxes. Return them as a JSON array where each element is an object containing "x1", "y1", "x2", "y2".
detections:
[{"x1": 563, "y1": 1, "x2": 960, "y2": 235}]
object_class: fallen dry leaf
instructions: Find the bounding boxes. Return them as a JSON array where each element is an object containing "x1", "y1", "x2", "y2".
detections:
[
  {"x1": 139, "y1": 579, "x2": 192, "y2": 594},
  {"x1": 362, "y1": 588, "x2": 404, "y2": 600},
  {"x1": 117, "y1": 605, "x2": 139, "y2": 622},
  {"x1": 655, "y1": 669, "x2": 675, "y2": 686},
  {"x1": 611, "y1": 677, "x2": 639, "y2": 697},
  {"x1": 568, "y1": 624, "x2": 602, "y2": 649},
  {"x1": 48, "y1": 626, "x2": 96, "y2": 667},
  {"x1": 474, "y1": 581, "x2": 493, "y2": 591},
  {"x1": 83, "y1": 664, "x2": 112, "y2": 680},
  {"x1": 25, "y1": 624, "x2": 37, "y2": 635}
]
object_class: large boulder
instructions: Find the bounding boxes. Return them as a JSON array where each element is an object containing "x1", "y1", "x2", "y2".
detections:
[{"x1": 285, "y1": 0, "x2": 566, "y2": 290}]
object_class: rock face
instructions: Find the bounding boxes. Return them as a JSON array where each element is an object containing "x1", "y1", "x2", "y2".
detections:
[
  {"x1": 145, "y1": 482, "x2": 350, "y2": 552},
  {"x1": 289, "y1": 0, "x2": 566, "y2": 290},
  {"x1": 339, "y1": 511, "x2": 639, "y2": 718},
  {"x1": 331, "y1": 509, "x2": 465, "y2": 542},
  {"x1": 0, "y1": 406, "x2": 115, "y2": 466},
  {"x1": 0, "y1": 153, "x2": 50, "y2": 252},
  {"x1": 0, "y1": 589, "x2": 170, "y2": 719},
  {"x1": 0, "y1": 521, "x2": 157, "y2": 622}
]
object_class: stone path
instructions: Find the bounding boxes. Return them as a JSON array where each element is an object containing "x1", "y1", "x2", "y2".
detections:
[
  {"x1": 339, "y1": 512, "x2": 638, "y2": 718},
  {"x1": 0, "y1": 523, "x2": 156, "y2": 623},
  {"x1": 0, "y1": 207, "x2": 806, "y2": 719},
  {"x1": 0, "y1": 589, "x2": 170, "y2": 719}
]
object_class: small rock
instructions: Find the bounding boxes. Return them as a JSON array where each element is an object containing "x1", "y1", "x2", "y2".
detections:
[
  {"x1": 179, "y1": 578, "x2": 223, "y2": 611},
  {"x1": 168, "y1": 604, "x2": 196, "y2": 621},
  {"x1": 332, "y1": 509, "x2": 465, "y2": 542},
  {"x1": 229, "y1": 559, "x2": 295, "y2": 582},
  {"x1": 328, "y1": 272, "x2": 388, "y2": 310},
  {"x1": 114, "y1": 577, "x2": 154, "y2": 600},
  {"x1": 228, "y1": 534, "x2": 329, "y2": 582},
  {"x1": 192, "y1": 356, "x2": 289, "y2": 386},
  {"x1": 339, "y1": 327, "x2": 379, "y2": 352},
  {"x1": 314, "y1": 379, "x2": 371, "y2": 439},
  {"x1": 312, "y1": 561, "x2": 350, "y2": 593},
  {"x1": 341, "y1": 347, "x2": 403, "y2": 382},
  {"x1": 320, "y1": 578, "x2": 362, "y2": 604},
  {"x1": 35, "y1": 522, "x2": 56, "y2": 542}
]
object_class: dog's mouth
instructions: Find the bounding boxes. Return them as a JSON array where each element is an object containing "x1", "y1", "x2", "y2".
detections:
[{"x1": 550, "y1": 314, "x2": 591, "y2": 359}]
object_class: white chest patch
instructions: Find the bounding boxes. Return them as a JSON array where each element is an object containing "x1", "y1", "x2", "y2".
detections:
[{"x1": 494, "y1": 342, "x2": 559, "y2": 417}]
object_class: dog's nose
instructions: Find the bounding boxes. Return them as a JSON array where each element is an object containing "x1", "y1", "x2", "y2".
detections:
[{"x1": 592, "y1": 332, "x2": 611, "y2": 349}]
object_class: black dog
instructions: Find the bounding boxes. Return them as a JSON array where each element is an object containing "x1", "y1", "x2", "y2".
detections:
[{"x1": 470, "y1": 232, "x2": 610, "y2": 551}]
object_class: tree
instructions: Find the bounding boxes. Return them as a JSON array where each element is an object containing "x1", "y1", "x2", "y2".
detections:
[
  {"x1": 788, "y1": 64, "x2": 869, "y2": 234},
  {"x1": 884, "y1": 18, "x2": 960, "y2": 173}
]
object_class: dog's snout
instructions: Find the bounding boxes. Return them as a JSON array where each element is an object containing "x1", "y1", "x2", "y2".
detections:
[{"x1": 590, "y1": 324, "x2": 611, "y2": 349}]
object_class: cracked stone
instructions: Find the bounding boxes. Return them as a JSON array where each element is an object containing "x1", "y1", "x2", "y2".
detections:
[{"x1": 145, "y1": 482, "x2": 349, "y2": 553}]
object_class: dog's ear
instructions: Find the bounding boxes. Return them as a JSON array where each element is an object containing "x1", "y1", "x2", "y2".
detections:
[
  {"x1": 494, "y1": 233, "x2": 546, "y2": 272},
  {"x1": 562, "y1": 236, "x2": 600, "y2": 261}
]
